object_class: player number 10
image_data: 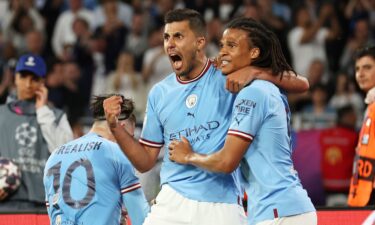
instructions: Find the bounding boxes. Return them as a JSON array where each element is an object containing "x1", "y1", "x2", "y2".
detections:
[{"x1": 46, "y1": 159, "x2": 96, "y2": 209}]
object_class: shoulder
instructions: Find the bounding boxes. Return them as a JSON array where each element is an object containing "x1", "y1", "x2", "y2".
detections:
[
  {"x1": 238, "y1": 80, "x2": 279, "y2": 102},
  {"x1": 148, "y1": 73, "x2": 176, "y2": 97},
  {"x1": 244, "y1": 80, "x2": 277, "y2": 94}
]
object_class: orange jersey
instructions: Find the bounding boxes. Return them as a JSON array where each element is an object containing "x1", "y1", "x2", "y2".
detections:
[{"x1": 348, "y1": 103, "x2": 375, "y2": 206}]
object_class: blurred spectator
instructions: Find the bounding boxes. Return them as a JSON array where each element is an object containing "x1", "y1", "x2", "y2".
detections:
[
  {"x1": 320, "y1": 105, "x2": 358, "y2": 206},
  {"x1": 147, "y1": 0, "x2": 176, "y2": 28},
  {"x1": 142, "y1": 26, "x2": 172, "y2": 92},
  {"x1": 301, "y1": 83, "x2": 336, "y2": 130},
  {"x1": 105, "y1": 52, "x2": 147, "y2": 120},
  {"x1": 340, "y1": 18, "x2": 375, "y2": 75},
  {"x1": 24, "y1": 29, "x2": 46, "y2": 56},
  {"x1": 0, "y1": 59, "x2": 16, "y2": 104},
  {"x1": 39, "y1": 0, "x2": 65, "y2": 58},
  {"x1": 0, "y1": 54, "x2": 73, "y2": 210},
  {"x1": 288, "y1": 59, "x2": 325, "y2": 113},
  {"x1": 288, "y1": 3, "x2": 340, "y2": 76},
  {"x1": 2, "y1": 0, "x2": 45, "y2": 54},
  {"x1": 328, "y1": 72, "x2": 364, "y2": 126},
  {"x1": 345, "y1": 0, "x2": 374, "y2": 27},
  {"x1": 46, "y1": 60, "x2": 84, "y2": 138},
  {"x1": 94, "y1": 0, "x2": 128, "y2": 74},
  {"x1": 93, "y1": 0, "x2": 133, "y2": 29},
  {"x1": 71, "y1": 17, "x2": 95, "y2": 116},
  {"x1": 52, "y1": 0, "x2": 94, "y2": 59},
  {"x1": 206, "y1": 17, "x2": 223, "y2": 58},
  {"x1": 239, "y1": 2, "x2": 261, "y2": 20},
  {"x1": 123, "y1": 10, "x2": 149, "y2": 72},
  {"x1": 257, "y1": 0, "x2": 292, "y2": 63}
]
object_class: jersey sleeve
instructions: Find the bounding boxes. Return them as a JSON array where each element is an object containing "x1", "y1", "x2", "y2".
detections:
[
  {"x1": 116, "y1": 156, "x2": 142, "y2": 194},
  {"x1": 228, "y1": 86, "x2": 267, "y2": 142},
  {"x1": 139, "y1": 86, "x2": 164, "y2": 148},
  {"x1": 122, "y1": 189, "x2": 150, "y2": 225},
  {"x1": 114, "y1": 147, "x2": 150, "y2": 225}
]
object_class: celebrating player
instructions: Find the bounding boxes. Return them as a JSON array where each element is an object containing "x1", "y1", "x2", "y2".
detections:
[
  {"x1": 169, "y1": 17, "x2": 316, "y2": 225},
  {"x1": 104, "y1": 9, "x2": 309, "y2": 225},
  {"x1": 43, "y1": 95, "x2": 149, "y2": 225}
]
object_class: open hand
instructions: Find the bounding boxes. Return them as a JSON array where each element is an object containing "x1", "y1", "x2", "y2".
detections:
[{"x1": 168, "y1": 136, "x2": 193, "y2": 164}]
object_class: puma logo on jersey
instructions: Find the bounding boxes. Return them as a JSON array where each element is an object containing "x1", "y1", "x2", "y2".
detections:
[{"x1": 187, "y1": 112, "x2": 195, "y2": 118}]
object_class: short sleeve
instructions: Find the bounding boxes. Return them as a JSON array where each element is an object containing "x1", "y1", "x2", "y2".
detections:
[
  {"x1": 228, "y1": 86, "x2": 267, "y2": 142},
  {"x1": 139, "y1": 87, "x2": 164, "y2": 148}
]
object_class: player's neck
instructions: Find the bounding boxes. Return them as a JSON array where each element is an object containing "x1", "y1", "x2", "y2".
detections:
[
  {"x1": 179, "y1": 55, "x2": 208, "y2": 81},
  {"x1": 90, "y1": 122, "x2": 116, "y2": 142}
]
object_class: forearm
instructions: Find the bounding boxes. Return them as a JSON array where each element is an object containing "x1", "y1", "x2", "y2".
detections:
[
  {"x1": 187, "y1": 151, "x2": 235, "y2": 173},
  {"x1": 257, "y1": 71, "x2": 309, "y2": 93},
  {"x1": 37, "y1": 107, "x2": 73, "y2": 153},
  {"x1": 123, "y1": 189, "x2": 150, "y2": 225},
  {"x1": 111, "y1": 125, "x2": 157, "y2": 172}
]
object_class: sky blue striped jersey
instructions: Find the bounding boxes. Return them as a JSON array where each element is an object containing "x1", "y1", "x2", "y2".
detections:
[
  {"x1": 43, "y1": 133, "x2": 149, "y2": 225},
  {"x1": 140, "y1": 60, "x2": 242, "y2": 203},
  {"x1": 228, "y1": 80, "x2": 315, "y2": 225}
]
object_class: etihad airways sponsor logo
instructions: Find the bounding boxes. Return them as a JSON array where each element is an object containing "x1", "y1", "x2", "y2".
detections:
[{"x1": 169, "y1": 121, "x2": 220, "y2": 140}]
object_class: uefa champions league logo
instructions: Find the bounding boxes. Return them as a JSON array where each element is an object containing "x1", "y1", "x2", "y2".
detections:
[
  {"x1": 15, "y1": 123, "x2": 37, "y2": 157},
  {"x1": 25, "y1": 56, "x2": 36, "y2": 66}
]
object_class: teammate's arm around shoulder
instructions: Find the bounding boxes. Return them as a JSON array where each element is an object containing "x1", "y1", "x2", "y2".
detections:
[
  {"x1": 103, "y1": 95, "x2": 160, "y2": 172},
  {"x1": 226, "y1": 66, "x2": 309, "y2": 93}
]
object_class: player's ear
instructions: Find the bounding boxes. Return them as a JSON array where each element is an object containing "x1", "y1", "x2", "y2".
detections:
[
  {"x1": 250, "y1": 47, "x2": 260, "y2": 59},
  {"x1": 196, "y1": 37, "x2": 206, "y2": 51}
]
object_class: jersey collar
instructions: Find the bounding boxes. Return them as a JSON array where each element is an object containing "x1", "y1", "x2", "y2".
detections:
[{"x1": 176, "y1": 59, "x2": 211, "y2": 84}]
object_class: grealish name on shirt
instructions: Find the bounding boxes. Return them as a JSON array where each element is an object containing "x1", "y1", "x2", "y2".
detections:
[{"x1": 55, "y1": 142, "x2": 102, "y2": 155}]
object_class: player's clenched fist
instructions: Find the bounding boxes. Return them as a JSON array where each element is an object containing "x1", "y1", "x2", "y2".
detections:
[
  {"x1": 168, "y1": 136, "x2": 193, "y2": 164},
  {"x1": 103, "y1": 95, "x2": 123, "y2": 128}
]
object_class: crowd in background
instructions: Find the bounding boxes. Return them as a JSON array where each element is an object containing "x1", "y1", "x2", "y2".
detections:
[{"x1": 0, "y1": 0, "x2": 374, "y2": 207}]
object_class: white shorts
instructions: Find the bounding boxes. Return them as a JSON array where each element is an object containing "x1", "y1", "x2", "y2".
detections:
[
  {"x1": 142, "y1": 184, "x2": 247, "y2": 225},
  {"x1": 256, "y1": 211, "x2": 317, "y2": 225}
]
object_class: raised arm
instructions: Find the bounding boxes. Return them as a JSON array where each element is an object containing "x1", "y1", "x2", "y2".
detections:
[
  {"x1": 226, "y1": 66, "x2": 309, "y2": 93},
  {"x1": 104, "y1": 96, "x2": 160, "y2": 172},
  {"x1": 169, "y1": 136, "x2": 250, "y2": 173}
]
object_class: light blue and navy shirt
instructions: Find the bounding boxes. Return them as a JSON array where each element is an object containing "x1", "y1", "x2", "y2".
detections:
[
  {"x1": 43, "y1": 133, "x2": 149, "y2": 225},
  {"x1": 228, "y1": 80, "x2": 315, "y2": 225},
  {"x1": 140, "y1": 60, "x2": 242, "y2": 204}
]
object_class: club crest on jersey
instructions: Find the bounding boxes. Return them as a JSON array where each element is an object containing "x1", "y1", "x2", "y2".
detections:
[{"x1": 186, "y1": 94, "x2": 198, "y2": 108}]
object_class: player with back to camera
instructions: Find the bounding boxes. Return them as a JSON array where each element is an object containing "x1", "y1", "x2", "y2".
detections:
[
  {"x1": 104, "y1": 9, "x2": 309, "y2": 225},
  {"x1": 169, "y1": 17, "x2": 316, "y2": 225},
  {"x1": 43, "y1": 94, "x2": 149, "y2": 225}
]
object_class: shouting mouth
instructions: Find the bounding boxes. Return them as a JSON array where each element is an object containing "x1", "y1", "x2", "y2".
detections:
[{"x1": 170, "y1": 53, "x2": 183, "y2": 71}]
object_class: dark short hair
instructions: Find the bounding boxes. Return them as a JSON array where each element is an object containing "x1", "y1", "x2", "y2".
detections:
[
  {"x1": 164, "y1": 8, "x2": 206, "y2": 37},
  {"x1": 90, "y1": 94, "x2": 134, "y2": 121},
  {"x1": 127, "y1": 113, "x2": 136, "y2": 124},
  {"x1": 354, "y1": 45, "x2": 375, "y2": 61}
]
